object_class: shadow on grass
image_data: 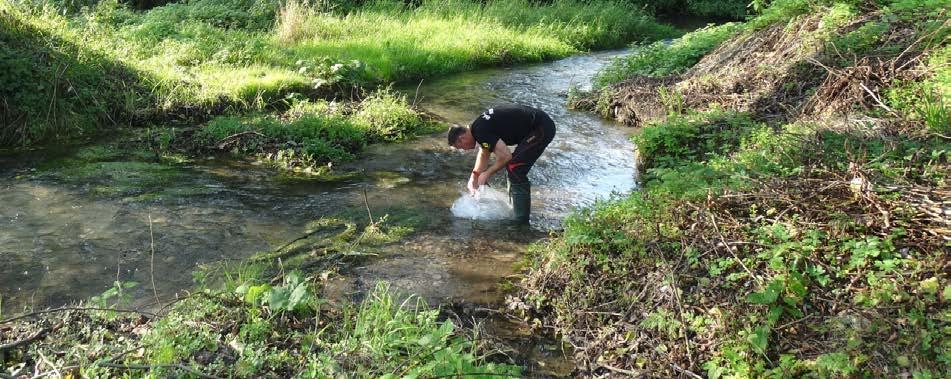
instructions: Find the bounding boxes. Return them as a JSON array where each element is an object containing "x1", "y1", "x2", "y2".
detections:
[{"x1": 0, "y1": 8, "x2": 158, "y2": 148}]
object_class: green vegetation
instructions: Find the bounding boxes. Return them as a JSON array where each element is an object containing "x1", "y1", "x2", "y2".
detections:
[
  {"x1": 630, "y1": 0, "x2": 748, "y2": 19},
  {"x1": 516, "y1": 109, "x2": 950, "y2": 377},
  {"x1": 1, "y1": 219, "x2": 519, "y2": 377},
  {"x1": 518, "y1": 0, "x2": 950, "y2": 377},
  {"x1": 0, "y1": 4, "x2": 146, "y2": 147},
  {"x1": 2, "y1": 0, "x2": 677, "y2": 148},
  {"x1": 593, "y1": 22, "x2": 742, "y2": 87},
  {"x1": 193, "y1": 89, "x2": 439, "y2": 172}
]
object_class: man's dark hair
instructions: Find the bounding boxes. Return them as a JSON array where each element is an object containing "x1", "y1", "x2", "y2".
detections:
[{"x1": 447, "y1": 125, "x2": 467, "y2": 146}]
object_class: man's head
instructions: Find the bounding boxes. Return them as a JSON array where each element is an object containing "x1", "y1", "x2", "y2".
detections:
[{"x1": 447, "y1": 125, "x2": 476, "y2": 150}]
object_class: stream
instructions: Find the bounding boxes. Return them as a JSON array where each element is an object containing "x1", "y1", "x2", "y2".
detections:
[{"x1": 0, "y1": 49, "x2": 638, "y2": 375}]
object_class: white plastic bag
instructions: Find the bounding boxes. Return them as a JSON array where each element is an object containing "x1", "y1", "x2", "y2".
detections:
[{"x1": 450, "y1": 186, "x2": 512, "y2": 220}]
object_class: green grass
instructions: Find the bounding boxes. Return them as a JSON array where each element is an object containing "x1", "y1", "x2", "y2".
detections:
[
  {"x1": 594, "y1": 22, "x2": 742, "y2": 87},
  {"x1": 0, "y1": 2, "x2": 147, "y2": 146},
  {"x1": 517, "y1": 0, "x2": 951, "y2": 376},
  {"x1": 2, "y1": 0, "x2": 677, "y2": 147},
  {"x1": 3, "y1": 219, "x2": 519, "y2": 377},
  {"x1": 887, "y1": 45, "x2": 951, "y2": 135},
  {"x1": 193, "y1": 89, "x2": 440, "y2": 172}
]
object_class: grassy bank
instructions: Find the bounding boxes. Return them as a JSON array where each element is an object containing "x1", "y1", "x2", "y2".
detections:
[
  {"x1": 516, "y1": 0, "x2": 950, "y2": 377},
  {"x1": 1, "y1": 0, "x2": 677, "y2": 149},
  {"x1": 1, "y1": 218, "x2": 520, "y2": 377},
  {"x1": 187, "y1": 88, "x2": 442, "y2": 173}
]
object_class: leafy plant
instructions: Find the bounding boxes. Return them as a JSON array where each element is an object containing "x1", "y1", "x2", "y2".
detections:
[
  {"x1": 90, "y1": 280, "x2": 138, "y2": 308},
  {"x1": 235, "y1": 270, "x2": 312, "y2": 314}
]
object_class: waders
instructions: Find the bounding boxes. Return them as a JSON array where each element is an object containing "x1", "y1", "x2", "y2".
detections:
[{"x1": 508, "y1": 179, "x2": 531, "y2": 223}]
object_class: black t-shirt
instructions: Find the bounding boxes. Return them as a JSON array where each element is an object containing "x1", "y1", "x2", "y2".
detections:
[{"x1": 469, "y1": 105, "x2": 539, "y2": 151}]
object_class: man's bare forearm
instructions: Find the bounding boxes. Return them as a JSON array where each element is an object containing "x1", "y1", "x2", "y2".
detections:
[
  {"x1": 482, "y1": 141, "x2": 511, "y2": 178},
  {"x1": 483, "y1": 157, "x2": 509, "y2": 178},
  {"x1": 473, "y1": 149, "x2": 491, "y2": 173}
]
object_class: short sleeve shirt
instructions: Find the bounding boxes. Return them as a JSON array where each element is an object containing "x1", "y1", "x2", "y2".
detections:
[{"x1": 469, "y1": 105, "x2": 539, "y2": 151}]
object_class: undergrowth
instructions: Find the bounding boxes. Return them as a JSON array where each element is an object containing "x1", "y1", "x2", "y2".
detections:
[
  {"x1": 517, "y1": 0, "x2": 951, "y2": 377},
  {"x1": 1, "y1": 218, "x2": 520, "y2": 377},
  {"x1": 514, "y1": 109, "x2": 950, "y2": 377}
]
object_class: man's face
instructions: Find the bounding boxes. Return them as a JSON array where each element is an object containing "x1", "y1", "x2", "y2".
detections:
[{"x1": 452, "y1": 132, "x2": 477, "y2": 150}]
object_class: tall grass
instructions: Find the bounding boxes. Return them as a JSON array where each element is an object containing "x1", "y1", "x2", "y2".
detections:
[
  {"x1": 4, "y1": 0, "x2": 676, "y2": 147},
  {"x1": 272, "y1": 0, "x2": 678, "y2": 81}
]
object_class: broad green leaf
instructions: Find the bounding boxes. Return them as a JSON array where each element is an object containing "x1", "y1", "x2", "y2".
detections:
[
  {"x1": 288, "y1": 284, "x2": 309, "y2": 311},
  {"x1": 749, "y1": 325, "x2": 769, "y2": 355},
  {"x1": 748, "y1": 281, "x2": 781, "y2": 304},
  {"x1": 269, "y1": 288, "x2": 290, "y2": 311}
]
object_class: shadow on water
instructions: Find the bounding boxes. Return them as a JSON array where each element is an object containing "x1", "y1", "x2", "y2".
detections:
[{"x1": 0, "y1": 49, "x2": 639, "y2": 376}]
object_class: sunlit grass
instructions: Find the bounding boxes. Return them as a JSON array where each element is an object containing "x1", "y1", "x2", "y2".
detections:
[
  {"x1": 4, "y1": 0, "x2": 675, "y2": 146},
  {"x1": 32, "y1": 0, "x2": 675, "y2": 106}
]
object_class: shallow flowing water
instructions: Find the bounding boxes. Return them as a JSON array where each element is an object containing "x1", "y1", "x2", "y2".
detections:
[{"x1": 0, "y1": 50, "x2": 638, "y2": 373}]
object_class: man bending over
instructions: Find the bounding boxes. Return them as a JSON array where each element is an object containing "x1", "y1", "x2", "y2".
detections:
[{"x1": 447, "y1": 104, "x2": 556, "y2": 224}]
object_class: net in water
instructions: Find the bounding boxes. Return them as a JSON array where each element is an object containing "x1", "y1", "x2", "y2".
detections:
[{"x1": 450, "y1": 186, "x2": 512, "y2": 220}]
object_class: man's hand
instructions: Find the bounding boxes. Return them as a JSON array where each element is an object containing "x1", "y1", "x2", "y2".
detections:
[
  {"x1": 476, "y1": 172, "x2": 489, "y2": 188},
  {"x1": 467, "y1": 140, "x2": 507, "y2": 195},
  {"x1": 467, "y1": 172, "x2": 480, "y2": 195}
]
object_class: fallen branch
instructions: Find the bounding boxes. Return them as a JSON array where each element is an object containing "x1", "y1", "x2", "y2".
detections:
[
  {"x1": 671, "y1": 363, "x2": 703, "y2": 379},
  {"x1": 600, "y1": 363, "x2": 643, "y2": 377}
]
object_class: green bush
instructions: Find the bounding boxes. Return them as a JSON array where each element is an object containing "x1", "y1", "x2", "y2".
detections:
[
  {"x1": 684, "y1": 0, "x2": 747, "y2": 19},
  {"x1": 626, "y1": 0, "x2": 748, "y2": 19}
]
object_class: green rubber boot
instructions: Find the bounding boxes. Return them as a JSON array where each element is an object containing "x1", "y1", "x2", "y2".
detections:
[{"x1": 508, "y1": 180, "x2": 531, "y2": 224}]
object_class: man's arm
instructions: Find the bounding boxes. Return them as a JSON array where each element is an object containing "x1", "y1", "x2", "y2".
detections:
[
  {"x1": 468, "y1": 148, "x2": 492, "y2": 193},
  {"x1": 473, "y1": 147, "x2": 491, "y2": 173},
  {"x1": 476, "y1": 140, "x2": 512, "y2": 187}
]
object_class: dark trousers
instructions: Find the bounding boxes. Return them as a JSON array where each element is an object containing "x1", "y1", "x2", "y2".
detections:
[{"x1": 506, "y1": 111, "x2": 556, "y2": 183}]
